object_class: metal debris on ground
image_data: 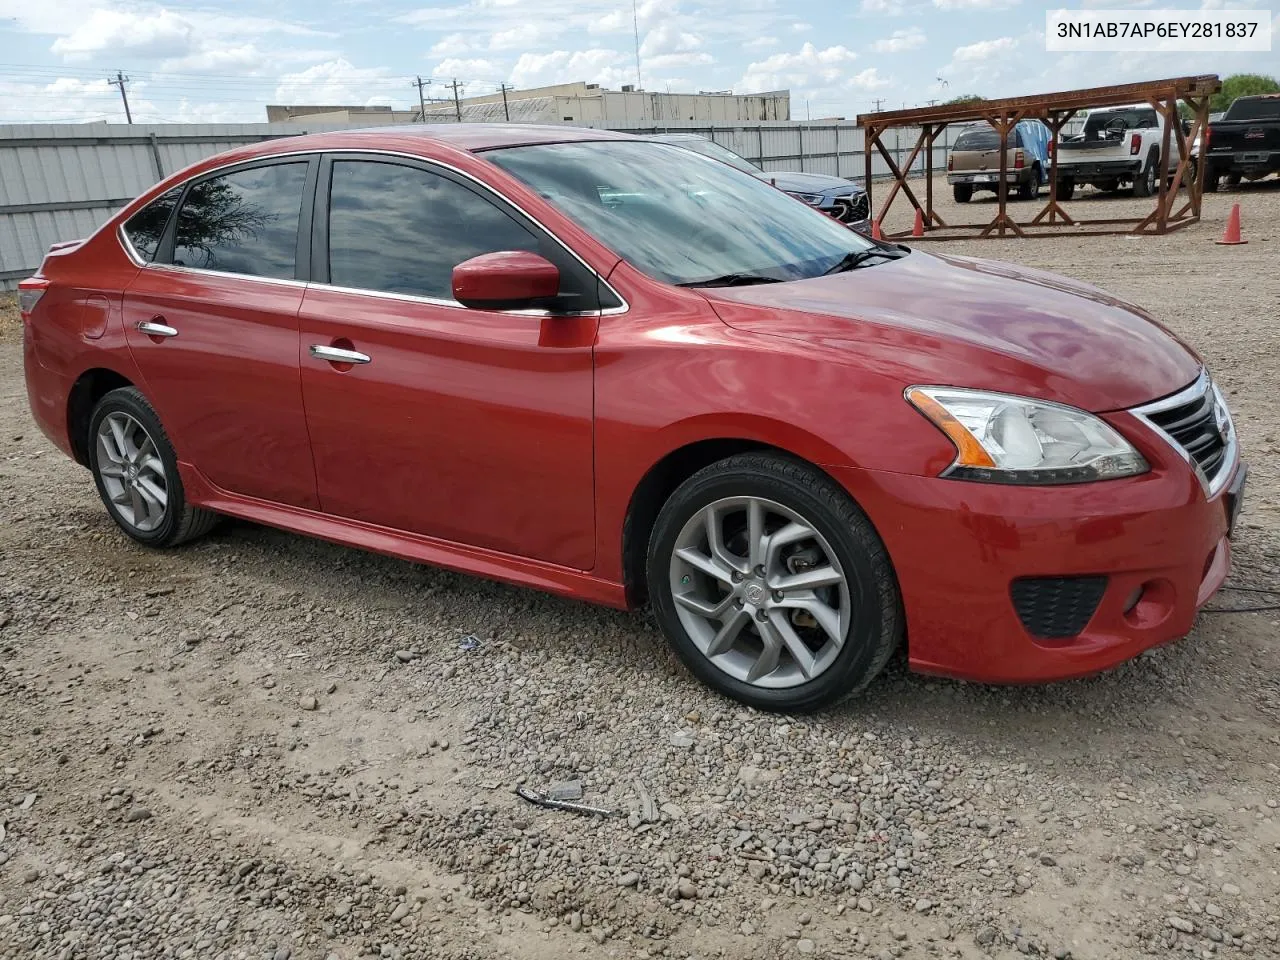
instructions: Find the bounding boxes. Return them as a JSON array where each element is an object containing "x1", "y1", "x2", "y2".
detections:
[
  {"x1": 515, "y1": 785, "x2": 613, "y2": 818},
  {"x1": 547, "y1": 780, "x2": 583, "y2": 801},
  {"x1": 457, "y1": 634, "x2": 481, "y2": 651}
]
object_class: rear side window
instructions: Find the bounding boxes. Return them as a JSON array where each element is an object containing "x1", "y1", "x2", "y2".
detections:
[
  {"x1": 171, "y1": 163, "x2": 307, "y2": 279},
  {"x1": 324, "y1": 159, "x2": 599, "y2": 311},
  {"x1": 953, "y1": 129, "x2": 1003, "y2": 151},
  {"x1": 122, "y1": 187, "x2": 181, "y2": 262}
]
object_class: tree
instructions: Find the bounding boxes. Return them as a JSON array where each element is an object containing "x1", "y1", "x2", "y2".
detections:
[
  {"x1": 1211, "y1": 73, "x2": 1280, "y2": 113},
  {"x1": 944, "y1": 94, "x2": 984, "y2": 105}
]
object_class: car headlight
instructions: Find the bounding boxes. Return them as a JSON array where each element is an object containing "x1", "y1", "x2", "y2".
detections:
[
  {"x1": 785, "y1": 191, "x2": 825, "y2": 205},
  {"x1": 906, "y1": 386, "x2": 1149, "y2": 484}
]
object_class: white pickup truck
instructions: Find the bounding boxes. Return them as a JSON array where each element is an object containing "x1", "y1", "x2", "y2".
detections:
[{"x1": 1052, "y1": 105, "x2": 1172, "y2": 199}]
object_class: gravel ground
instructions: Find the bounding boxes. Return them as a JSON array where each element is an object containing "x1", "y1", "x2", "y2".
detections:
[{"x1": 2, "y1": 180, "x2": 1279, "y2": 960}]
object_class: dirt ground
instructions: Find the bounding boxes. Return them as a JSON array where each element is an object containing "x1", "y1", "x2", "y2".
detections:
[{"x1": 1, "y1": 180, "x2": 1278, "y2": 960}]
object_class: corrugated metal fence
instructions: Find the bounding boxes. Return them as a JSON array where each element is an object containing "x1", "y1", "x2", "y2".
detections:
[{"x1": 0, "y1": 118, "x2": 1084, "y2": 289}]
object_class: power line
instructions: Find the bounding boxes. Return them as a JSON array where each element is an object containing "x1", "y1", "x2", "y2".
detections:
[{"x1": 107, "y1": 70, "x2": 132, "y2": 124}]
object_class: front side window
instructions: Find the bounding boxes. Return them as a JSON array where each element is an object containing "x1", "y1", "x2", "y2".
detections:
[
  {"x1": 486, "y1": 140, "x2": 875, "y2": 287},
  {"x1": 325, "y1": 160, "x2": 599, "y2": 310},
  {"x1": 171, "y1": 163, "x2": 307, "y2": 279},
  {"x1": 122, "y1": 186, "x2": 181, "y2": 262}
]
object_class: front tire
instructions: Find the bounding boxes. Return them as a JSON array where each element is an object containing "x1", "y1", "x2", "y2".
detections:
[
  {"x1": 646, "y1": 453, "x2": 901, "y2": 712},
  {"x1": 88, "y1": 387, "x2": 218, "y2": 547}
]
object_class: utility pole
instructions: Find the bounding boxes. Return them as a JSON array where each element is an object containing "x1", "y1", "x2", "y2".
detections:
[
  {"x1": 449, "y1": 79, "x2": 463, "y2": 122},
  {"x1": 499, "y1": 83, "x2": 512, "y2": 121},
  {"x1": 108, "y1": 70, "x2": 132, "y2": 124},
  {"x1": 413, "y1": 76, "x2": 428, "y2": 122}
]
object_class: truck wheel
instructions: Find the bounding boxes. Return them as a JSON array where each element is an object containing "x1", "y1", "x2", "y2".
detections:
[
  {"x1": 1058, "y1": 179, "x2": 1075, "y2": 200},
  {"x1": 1225, "y1": 173, "x2": 1241, "y2": 187},
  {"x1": 1018, "y1": 165, "x2": 1040, "y2": 201},
  {"x1": 1203, "y1": 168, "x2": 1221, "y2": 193},
  {"x1": 952, "y1": 184, "x2": 972, "y2": 203},
  {"x1": 1133, "y1": 151, "x2": 1158, "y2": 197}
]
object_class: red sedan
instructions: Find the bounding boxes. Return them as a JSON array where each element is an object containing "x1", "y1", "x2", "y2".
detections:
[{"x1": 20, "y1": 125, "x2": 1245, "y2": 711}]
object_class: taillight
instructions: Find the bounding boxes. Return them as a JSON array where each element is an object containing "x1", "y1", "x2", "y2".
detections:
[
  {"x1": 1013, "y1": 149, "x2": 1025, "y2": 169},
  {"x1": 1203, "y1": 125, "x2": 1210, "y2": 149},
  {"x1": 17, "y1": 278, "x2": 49, "y2": 318},
  {"x1": 947, "y1": 155, "x2": 954, "y2": 171},
  {"x1": 1047, "y1": 140, "x2": 1055, "y2": 158},
  {"x1": 1129, "y1": 133, "x2": 1141, "y2": 156}
]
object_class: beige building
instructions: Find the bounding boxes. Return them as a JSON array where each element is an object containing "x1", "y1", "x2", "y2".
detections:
[{"x1": 266, "y1": 82, "x2": 790, "y2": 128}]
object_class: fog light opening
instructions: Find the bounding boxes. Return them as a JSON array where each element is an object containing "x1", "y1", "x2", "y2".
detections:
[
  {"x1": 1123, "y1": 586, "x2": 1144, "y2": 615},
  {"x1": 1123, "y1": 579, "x2": 1175, "y2": 629}
]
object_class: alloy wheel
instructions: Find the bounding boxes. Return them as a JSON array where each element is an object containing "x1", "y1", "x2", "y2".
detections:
[
  {"x1": 668, "y1": 496, "x2": 851, "y2": 689},
  {"x1": 95, "y1": 412, "x2": 169, "y2": 532}
]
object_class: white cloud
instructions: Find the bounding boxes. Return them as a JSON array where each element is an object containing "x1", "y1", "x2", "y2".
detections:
[
  {"x1": 871, "y1": 27, "x2": 926, "y2": 52},
  {"x1": 488, "y1": 23, "x2": 556, "y2": 50},
  {"x1": 274, "y1": 58, "x2": 395, "y2": 104},
  {"x1": 647, "y1": 52, "x2": 715, "y2": 68},
  {"x1": 51, "y1": 9, "x2": 195, "y2": 60},
  {"x1": 160, "y1": 44, "x2": 269, "y2": 75},
  {"x1": 952, "y1": 36, "x2": 1016, "y2": 60},
  {"x1": 791, "y1": 21, "x2": 812, "y2": 31},
  {"x1": 739, "y1": 42, "x2": 858, "y2": 93},
  {"x1": 933, "y1": 0, "x2": 1018, "y2": 8},
  {"x1": 431, "y1": 57, "x2": 506, "y2": 79},
  {"x1": 509, "y1": 48, "x2": 634, "y2": 88},
  {"x1": 429, "y1": 33, "x2": 473, "y2": 56},
  {"x1": 846, "y1": 67, "x2": 891, "y2": 90},
  {"x1": 640, "y1": 22, "x2": 703, "y2": 57},
  {"x1": 744, "y1": 35, "x2": 778, "y2": 50},
  {"x1": 859, "y1": 0, "x2": 907, "y2": 13}
]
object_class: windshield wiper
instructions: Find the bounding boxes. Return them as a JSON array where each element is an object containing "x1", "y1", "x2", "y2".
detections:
[
  {"x1": 821, "y1": 247, "x2": 906, "y2": 276},
  {"x1": 677, "y1": 273, "x2": 784, "y2": 288}
]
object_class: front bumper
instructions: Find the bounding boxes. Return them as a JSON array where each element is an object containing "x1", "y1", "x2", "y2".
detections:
[{"x1": 830, "y1": 439, "x2": 1243, "y2": 684}]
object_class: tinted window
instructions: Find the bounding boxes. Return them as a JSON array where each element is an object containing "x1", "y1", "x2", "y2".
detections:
[
  {"x1": 171, "y1": 163, "x2": 307, "y2": 279},
  {"x1": 122, "y1": 187, "x2": 181, "y2": 262},
  {"x1": 326, "y1": 160, "x2": 544, "y2": 301},
  {"x1": 1225, "y1": 97, "x2": 1280, "y2": 121},
  {"x1": 953, "y1": 129, "x2": 1003, "y2": 151},
  {"x1": 487, "y1": 141, "x2": 876, "y2": 286},
  {"x1": 664, "y1": 138, "x2": 761, "y2": 176},
  {"x1": 1083, "y1": 110, "x2": 1158, "y2": 139}
]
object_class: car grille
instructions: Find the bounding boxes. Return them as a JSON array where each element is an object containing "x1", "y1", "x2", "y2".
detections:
[
  {"x1": 1135, "y1": 373, "x2": 1232, "y2": 492},
  {"x1": 833, "y1": 193, "x2": 870, "y2": 223},
  {"x1": 1010, "y1": 576, "x2": 1108, "y2": 639}
]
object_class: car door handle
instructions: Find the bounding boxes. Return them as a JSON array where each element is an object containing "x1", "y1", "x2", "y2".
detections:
[
  {"x1": 136, "y1": 319, "x2": 178, "y2": 338},
  {"x1": 310, "y1": 344, "x2": 371, "y2": 365}
]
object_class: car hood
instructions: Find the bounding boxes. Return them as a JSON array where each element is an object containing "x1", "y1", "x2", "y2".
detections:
[
  {"x1": 703, "y1": 250, "x2": 1201, "y2": 412},
  {"x1": 768, "y1": 171, "x2": 864, "y2": 196}
]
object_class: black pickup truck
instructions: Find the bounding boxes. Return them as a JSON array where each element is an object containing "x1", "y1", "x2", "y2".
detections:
[{"x1": 1203, "y1": 94, "x2": 1280, "y2": 191}]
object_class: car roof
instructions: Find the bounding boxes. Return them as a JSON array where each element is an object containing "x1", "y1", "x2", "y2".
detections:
[
  {"x1": 264, "y1": 123, "x2": 641, "y2": 155},
  {"x1": 646, "y1": 132, "x2": 708, "y2": 142}
]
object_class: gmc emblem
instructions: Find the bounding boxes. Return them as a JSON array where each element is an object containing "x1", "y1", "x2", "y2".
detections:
[{"x1": 1244, "y1": 128, "x2": 1264, "y2": 139}]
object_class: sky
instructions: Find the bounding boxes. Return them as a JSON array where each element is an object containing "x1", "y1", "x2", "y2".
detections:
[{"x1": 0, "y1": 0, "x2": 1276, "y2": 124}]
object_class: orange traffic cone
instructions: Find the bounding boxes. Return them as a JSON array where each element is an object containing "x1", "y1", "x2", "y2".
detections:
[
  {"x1": 912, "y1": 208, "x2": 925, "y2": 238},
  {"x1": 1216, "y1": 203, "x2": 1247, "y2": 245},
  {"x1": 871, "y1": 219, "x2": 883, "y2": 241}
]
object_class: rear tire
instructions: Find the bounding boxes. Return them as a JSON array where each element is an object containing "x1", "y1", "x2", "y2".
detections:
[
  {"x1": 88, "y1": 387, "x2": 219, "y2": 548},
  {"x1": 1225, "y1": 172, "x2": 1241, "y2": 187},
  {"x1": 1133, "y1": 150, "x2": 1158, "y2": 197},
  {"x1": 1058, "y1": 178, "x2": 1075, "y2": 200},
  {"x1": 1017, "y1": 166, "x2": 1040, "y2": 201},
  {"x1": 1203, "y1": 168, "x2": 1221, "y2": 193},
  {"x1": 952, "y1": 183, "x2": 972, "y2": 203},
  {"x1": 646, "y1": 453, "x2": 902, "y2": 713}
]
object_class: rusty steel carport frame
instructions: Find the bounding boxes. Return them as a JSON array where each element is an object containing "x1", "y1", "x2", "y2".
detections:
[{"x1": 856, "y1": 75, "x2": 1221, "y2": 240}]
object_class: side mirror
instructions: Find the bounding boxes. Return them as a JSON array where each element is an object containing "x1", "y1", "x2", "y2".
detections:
[{"x1": 452, "y1": 251, "x2": 560, "y2": 310}]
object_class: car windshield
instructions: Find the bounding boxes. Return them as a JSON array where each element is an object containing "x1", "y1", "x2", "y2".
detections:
[
  {"x1": 486, "y1": 140, "x2": 877, "y2": 286},
  {"x1": 665, "y1": 138, "x2": 762, "y2": 176}
]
